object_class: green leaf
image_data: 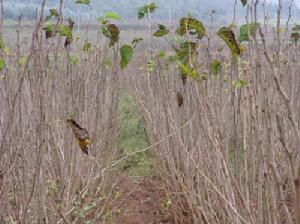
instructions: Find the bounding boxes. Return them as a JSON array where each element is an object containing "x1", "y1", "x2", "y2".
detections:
[
  {"x1": 45, "y1": 8, "x2": 59, "y2": 21},
  {"x1": 238, "y1": 23, "x2": 260, "y2": 42},
  {"x1": 50, "y1": 9, "x2": 59, "y2": 17},
  {"x1": 58, "y1": 25, "x2": 72, "y2": 38},
  {"x1": 240, "y1": 0, "x2": 247, "y2": 7},
  {"x1": 153, "y1": 24, "x2": 169, "y2": 37},
  {"x1": 43, "y1": 24, "x2": 57, "y2": 39},
  {"x1": 83, "y1": 41, "x2": 92, "y2": 53},
  {"x1": 70, "y1": 55, "x2": 79, "y2": 65},
  {"x1": 233, "y1": 79, "x2": 247, "y2": 88},
  {"x1": 217, "y1": 26, "x2": 240, "y2": 55},
  {"x1": 19, "y1": 56, "x2": 28, "y2": 65},
  {"x1": 147, "y1": 60, "x2": 155, "y2": 72},
  {"x1": 156, "y1": 51, "x2": 166, "y2": 58},
  {"x1": 120, "y1": 44, "x2": 133, "y2": 70},
  {"x1": 0, "y1": 58, "x2": 4, "y2": 71},
  {"x1": 75, "y1": 0, "x2": 91, "y2": 5},
  {"x1": 175, "y1": 17, "x2": 206, "y2": 40},
  {"x1": 0, "y1": 37, "x2": 5, "y2": 50},
  {"x1": 138, "y1": 2, "x2": 157, "y2": 20},
  {"x1": 104, "y1": 12, "x2": 121, "y2": 20},
  {"x1": 174, "y1": 41, "x2": 198, "y2": 64},
  {"x1": 177, "y1": 62, "x2": 199, "y2": 79},
  {"x1": 210, "y1": 60, "x2": 222, "y2": 76}
]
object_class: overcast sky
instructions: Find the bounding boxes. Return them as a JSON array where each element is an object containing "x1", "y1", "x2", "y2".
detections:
[{"x1": 269, "y1": 0, "x2": 300, "y2": 7}]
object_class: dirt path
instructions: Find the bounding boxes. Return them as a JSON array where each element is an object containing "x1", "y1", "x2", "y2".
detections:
[{"x1": 113, "y1": 176, "x2": 173, "y2": 224}]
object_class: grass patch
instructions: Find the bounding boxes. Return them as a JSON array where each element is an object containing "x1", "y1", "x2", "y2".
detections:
[{"x1": 116, "y1": 91, "x2": 155, "y2": 176}]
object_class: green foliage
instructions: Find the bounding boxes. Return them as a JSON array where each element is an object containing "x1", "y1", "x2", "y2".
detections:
[
  {"x1": 0, "y1": 37, "x2": 5, "y2": 50},
  {"x1": 138, "y1": 2, "x2": 157, "y2": 20},
  {"x1": 240, "y1": 0, "x2": 247, "y2": 7},
  {"x1": 19, "y1": 56, "x2": 28, "y2": 65},
  {"x1": 120, "y1": 44, "x2": 133, "y2": 70},
  {"x1": 175, "y1": 16, "x2": 206, "y2": 40},
  {"x1": 147, "y1": 60, "x2": 155, "y2": 73},
  {"x1": 73, "y1": 202, "x2": 96, "y2": 223},
  {"x1": 233, "y1": 79, "x2": 247, "y2": 88},
  {"x1": 46, "y1": 180, "x2": 60, "y2": 197},
  {"x1": 75, "y1": 0, "x2": 91, "y2": 5},
  {"x1": 0, "y1": 58, "x2": 4, "y2": 71},
  {"x1": 98, "y1": 11, "x2": 121, "y2": 24},
  {"x1": 45, "y1": 8, "x2": 59, "y2": 21},
  {"x1": 238, "y1": 23, "x2": 260, "y2": 42},
  {"x1": 177, "y1": 62, "x2": 199, "y2": 79},
  {"x1": 70, "y1": 55, "x2": 79, "y2": 65},
  {"x1": 156, "y1": 51, "x2": 166, "y2": 58},
  {"x1": 82, "y1": 41, "x2": 92, "y2": 53},
  {"x1": 210, "y1": 60, "x2": 222, "y2": 76},
  {"x1": 116, "y1": 92, "x2": 154, "y2": 176},
  {"x1": 217, "y1": 26, "x2": 240, "y2": 55},
  {"x1": 104, "y1": 11, "x2": 121, "y2": 20},
  {"x1": 153, "y1": 24, "x2": 169, "y2": 37},
  {"x1": 58, "y1": 25, "x2": 72, "y2": 38},
  {"x1": 172, "y1": 41, "x2": 198, "y2": 83},
  {"x1": 98, "y1": 12, "x2": 121, "y2": 48}
]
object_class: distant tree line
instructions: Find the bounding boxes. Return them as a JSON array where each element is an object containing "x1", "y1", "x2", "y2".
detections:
[{"x1": 3, "y1": 0, "x2": 300, "y2": 22}]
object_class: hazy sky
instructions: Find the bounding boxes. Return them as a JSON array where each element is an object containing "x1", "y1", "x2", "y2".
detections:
[{"x1": 269, "y1": 0, "x2": 300, "y2": 7}]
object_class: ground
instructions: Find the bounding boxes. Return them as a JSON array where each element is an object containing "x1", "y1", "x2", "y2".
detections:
[
  {"x1": 111, "y1": 92, "x2": 173, "y2": 223},
  {"x1": 112, "y1": 175, "x2": 173, "y2": 224}
]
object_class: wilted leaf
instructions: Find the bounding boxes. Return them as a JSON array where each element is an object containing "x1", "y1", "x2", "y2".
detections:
[
  {"x1": 241, "y1": 0, "x2": 247, "y2": 6},
  {"x1": 217, "y1": 26, "x2": 240, "y2": 55},
  {"x1": 107, "y1": 24, "x2": 120, "y2": 47},
  {"x1": 176, "y1": 17, "x2": 206, "y2": 40},
  {"x1": 292, "y1": 24, "x2": 300, "y2": 31},
  {"x1": 176, "y1": 91, "x2": 184, "y2": 108},
  {"x1": 132, "y1": 38, "x2": 143, "y2": 48},
  {"x1": 210, "y1": 60, "x2": 222, "y2": 76},
  {"x1": 153, "y1": 24, "x2": 169, "y2": 37},
  {"x1": 120, "y1": 44, "x2": 133, "y2": 70},
  {"x1": 291, "y1": 32, "x2": 300, "y2": 45},
  {"x1": 64, "y1": 36, "x2": 73, "y2": 48},
  {"x1": 138, "y1": 2, "x2": 157, "y2": 20}
]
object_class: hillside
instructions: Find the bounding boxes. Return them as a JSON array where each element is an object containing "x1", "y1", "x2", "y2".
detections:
[{"x1": 4, "y1": 0, "x2": 300, "y2": 22}]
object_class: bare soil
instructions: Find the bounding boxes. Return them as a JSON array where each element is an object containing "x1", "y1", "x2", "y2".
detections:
[{"x1": 113, "y1": 176, "x2": 173, "y2": 224}]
